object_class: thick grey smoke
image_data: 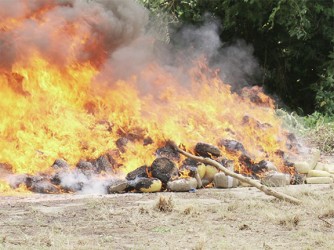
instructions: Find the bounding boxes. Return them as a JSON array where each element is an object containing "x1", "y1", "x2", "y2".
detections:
[
  {"x1": 215, "y1": 40, "x2": 261, "y2": 89},
  {"x1": 174, "y1": 21, "x2": 222, "y2": 59},
  {"x1": 0, "y1": 0, "x2": 148, "y2": 70},
  {"x1": 159, "y1": 20, "x2": 260, "y2": 89},
  {"x1": 96, "y1": 12, "x2": 260, "y2": 93}
]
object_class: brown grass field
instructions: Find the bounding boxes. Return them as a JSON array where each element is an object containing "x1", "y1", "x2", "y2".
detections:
[{"x1": 0, "y1": 184, "x2": 333, "y2": 250}]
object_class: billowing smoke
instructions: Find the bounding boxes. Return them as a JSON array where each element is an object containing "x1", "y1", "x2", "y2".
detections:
[
  {"x1": 0, "y1": 0, "x2": 148, "y2": 70},
  {"x1": 171, "y1": 20, "x2": 260, "y2": 88},
  {"x1": 57, "y1": 169, "x2": 114, "y2": 195},
  {"x1": 215, "y1": 40, "x2": 261, "y2": 89},
  {"x1": 96, "y1": 11, "x2": 260, "y2": 94}
]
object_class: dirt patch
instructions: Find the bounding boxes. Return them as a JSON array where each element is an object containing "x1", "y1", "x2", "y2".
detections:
[{"x1": 0, "y1": 185, "x2": 334, "y2": 249}]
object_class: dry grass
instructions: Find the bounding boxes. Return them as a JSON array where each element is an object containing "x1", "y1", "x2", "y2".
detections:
[
  {"x1": 276, "y1": 109, "x2": 334, "y2": 154},
  {"x1": 0, "y1": 186, "x2": 334, "y2": 249},
  {"x1": 183, "y1": 205, "x2": 194, "y2": 215},
  {"x1": 307, "y1": 123, "x2": 334, "y2": 154},
  {"x1": 320, "y1": 209, "x2": 334, "y2": 218},
  {"x1": 154, "y1": 195, "x2": 174, "y2": 212},
  {"x1": 277, "y1": 214, "x2": 300, "y2": 228},
  {"x1": 193, "y1": 237, "x2": 206, "y2": 250}
]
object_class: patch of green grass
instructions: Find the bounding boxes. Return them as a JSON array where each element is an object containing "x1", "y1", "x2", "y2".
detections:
[{"x1": 276, "y1": 110, "x2": 334, "y2": 154}]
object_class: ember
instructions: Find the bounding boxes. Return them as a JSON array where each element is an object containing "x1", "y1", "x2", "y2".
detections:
[{"x1": 0, "y1": 0, "x2": 319, "y2": 195}]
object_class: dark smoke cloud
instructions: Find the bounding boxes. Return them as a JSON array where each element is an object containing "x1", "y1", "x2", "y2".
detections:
[
  {"x1": 173, "y1": 20, "x2": 222, "y2": 60},
  {"x1": 96, "y1": 12, "x2": 260, "y2": 93},
  {"x1": 169, "y1": 20, "x2": 260, "y2": 89},
  {"x1": 216, "y1": 40, "x2": 261, "y2": 89}
]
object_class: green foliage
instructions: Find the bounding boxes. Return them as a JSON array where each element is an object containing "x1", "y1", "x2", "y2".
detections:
[
  {"x1": 276, "y1": 109, "x2": 334, "y2": 154},
  {"x1": 305, "y1": 114, "x2": 334, "y2": 154},
  {"x1": 138, "y1": 0, "x2": 334, "y2": 115},
  {"x1": 315, "y1": 51, "x2": 334, "y2": 116},
  {"x1": 302, "y1": 112, "x2": 334, "y2": 129},
  {"x1": 268, "y1": 0, "x2": 311, "y2": 40}
]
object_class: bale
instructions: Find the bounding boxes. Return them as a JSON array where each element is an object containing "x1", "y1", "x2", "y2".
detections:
[
  {"x1": 167, "y1": 178, "x2": 197, "y2": 192},
  {"x1": 308, "y1": 170, "x2": 331, "y2": 177},
  {"x1": 203, "y1": 165, "x2": 219, "y2": 183},
  {"x1": 240, "y1": 86, "x2": 273, "y2": 107},
  {"x1": 134, "y1": 178, "x2": 162, "y2": 193},
  {"x1": 214, "y1": 173, "x2": 239, "y2": 188},
  {"x1": 76, "y1": 160, "x2": 95, "y2": 171},
  {"x1": 194, "y1": 142, "x2": 221, "y2": 157},
  {"x1": 306, "y1": 177, "x2": 333, "y2": 184},
  {"x1": 151, "y1": 157, "x2": 178, "y2": 184},
  {"x1": 60, "y1": 181, "x2": 84, "y2": 193},
  {"x1": 218, "y1": 139, "x2": 246, "y2": 154},
  {"x1": 50, "y1": 159, "x2": 70, "y2": 186},
  {"x1": 180, "y1": 158, "x2": 200, "y2": 168},
  {"x1": 197, "y1": 164, "x2": 206, "y2": 179},
  {"x1": 76, "y1": 160, "x2": 95, "y2": 176},
  {"x1": 28, "y1": 178, "x2": 60, "y2": 194},
  {"x1": 94, "y1": 154, "x2": 113, "y2": 173},
  {"x1": 105, "y1": 150, "x2": 122, "y2": 171},
  {"x1": 50, "y1": 173, "x2": 62, "y2": 185},
  {"x1": 294, "y1": 161, "x2": 312, "y2": 174},
  {"x1": 52, "y1": 159, "x2": 70, "y2": 170},
  {"x1": 126, "y1": 165, "x2": 148, "y2": 180},
  {"x1": 179, "y1": 159, "x2": 205, "y2": 180},
  {"x1": 156, "y1": 141, "x2": 180, "y2": 162},
  {"x1": 107, "y1": 179, "x2": 129, "y2": 193},
  {"x1": 261, "y1": 172, "x2": 290, "y2": 187},
  {"x1": 257, "y1": 160, "x2": 277, "y2": 172}
]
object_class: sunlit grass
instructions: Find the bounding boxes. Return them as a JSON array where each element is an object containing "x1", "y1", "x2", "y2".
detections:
[{"x1": 276, "y1": 109, "x2": 334, "y2": 154}]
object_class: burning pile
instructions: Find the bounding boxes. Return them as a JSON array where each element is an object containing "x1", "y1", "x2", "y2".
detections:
[{"x1": 0, "y1": 0, "x2": 303, "y2": 194}]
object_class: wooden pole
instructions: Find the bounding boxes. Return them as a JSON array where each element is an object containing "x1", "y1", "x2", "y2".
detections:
[{"x1": 178, "y1": 148, "x2": 302, "y2": 205}]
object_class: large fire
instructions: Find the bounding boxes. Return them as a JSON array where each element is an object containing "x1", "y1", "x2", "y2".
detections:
[{"x1": 0, "y1": 0, "x2": 293, "y2": 193}]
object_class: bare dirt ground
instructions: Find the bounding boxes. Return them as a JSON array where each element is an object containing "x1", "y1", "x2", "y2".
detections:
[{"x1": 0, "y1": 184, "x2": 333, "y2": 250}]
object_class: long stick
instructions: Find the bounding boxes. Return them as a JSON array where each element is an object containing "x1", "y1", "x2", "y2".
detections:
[{"x1": 178, "y1": 148, "x2": 302, "y2": 205}]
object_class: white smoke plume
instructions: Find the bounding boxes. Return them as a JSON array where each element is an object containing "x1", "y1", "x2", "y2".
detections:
[{"x1": 58, "y1": 169, "x2": 112, "y2": 195}]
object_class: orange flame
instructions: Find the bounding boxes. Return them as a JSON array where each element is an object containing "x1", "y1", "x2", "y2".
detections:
[{"x1": 0, "y1": 1, "x2": 293, "y2": 193}]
